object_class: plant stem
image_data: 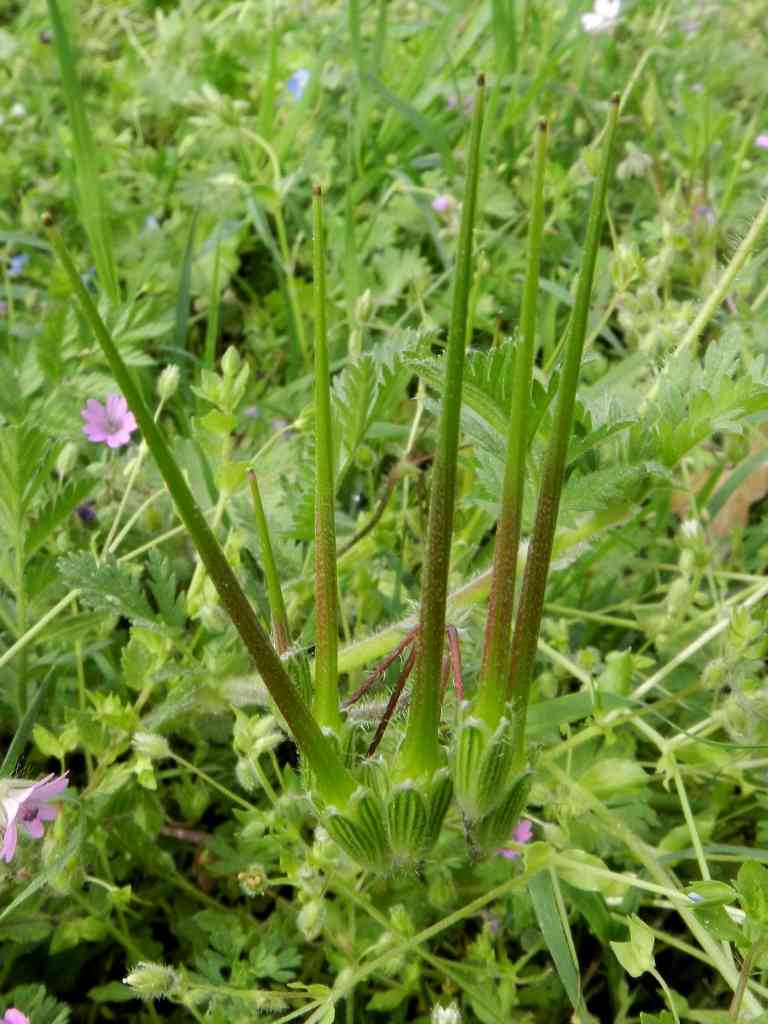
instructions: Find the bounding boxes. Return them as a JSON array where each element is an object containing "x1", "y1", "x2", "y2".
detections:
[
  {"x1": 248, "y1": 472, "x2": 290, "y2": 654},
  {"x1": 508, "y1": 96, "x2": 620, "y2": 768},
  {"x1": 44, "y1": 217, "x2": 355, "y2": 809},
  {"x1": 476, "y1": 118, "x2": 548, "y2": 728},
  {"x1": 397, "y1": 74, "x2": 486, "y2": 779},
  {"x1": 311, "y1": 186, "x2": 343, "y2": 731}
]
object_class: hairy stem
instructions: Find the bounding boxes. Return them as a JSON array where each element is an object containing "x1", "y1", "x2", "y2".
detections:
[
  {"x1": 508, "y1": 96, "x2": 620, "y2": 768},
  {"x1": 476, "y1": 118, "x2": 548, "y2": 727},
  {"x1": 397, "y1": 74, "x2": 486, "y2": 779},
  {"x1": 45, "y1": 216, "x2": 355, "y2": 808}
]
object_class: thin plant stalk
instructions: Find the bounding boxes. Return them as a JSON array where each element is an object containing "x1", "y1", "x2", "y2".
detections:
[
  {"x1": 248, "y1": 472, "x2": 290, "y2": 655},
  {"x1": 397, "y1": 75, "x2": 486, "y2": 780},
  {"x1": 43, "y1": 216, "x2": 356, "y2": 809},
  {"x1": 508, "y1": 96, "x2": 620, "y2": 767},
  {"x1": 311, "y1": 186, "x2": 343, "y2": 732},
  {"x1": 476, "y1": 119, "x2": 548, "y2": 729}
]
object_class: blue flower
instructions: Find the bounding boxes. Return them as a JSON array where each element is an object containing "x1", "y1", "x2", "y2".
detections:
[
  {"x1": 8, "y1": 253, "x2": 28, "y2": 277},
  {"x1": 287, "y1": 69, "x2": 310, "y2": 100}
]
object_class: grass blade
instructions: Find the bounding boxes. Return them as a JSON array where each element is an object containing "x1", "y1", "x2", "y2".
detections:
[
  {"x1": 529, "y1": 869, "x2": 589, "y2": 1023},
  {"x1": 46, "y1": 0, "x2": 119, "y2": 304}
]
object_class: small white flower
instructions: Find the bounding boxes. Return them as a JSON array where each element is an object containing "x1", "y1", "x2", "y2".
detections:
[
  {"x1": 581, "y1": 0, "x2": 621, "y2": 33},
  {"x1": 9, "y1": 102, "x2": 27, "y2": 119},
  {"x1": 432, "y1": 1005, "x2": 462, "y2": 1024}
]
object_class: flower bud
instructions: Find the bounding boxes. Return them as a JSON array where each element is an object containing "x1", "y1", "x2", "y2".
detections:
[
  {"x1": 157, "y1": 365, "x2": 180, "y2": 400},
  {"x1": 221, "y1": 345, "x2": 241, "y2": 378},
  {"x1": 123, "y1": 962, "x2": 179, "y2": 1000},
  {"x1": 56, "y1": 441, "x2": 78, "y2": 477},
  {"x1": 297, "y1": 898, "x2": 325, "y2": 942},
  {"x1": 132, "y1": 732, "x2": 171, "y2": 760},
  {"x1": 355, "y1": 288, "x2": 372, "y2": 322}
]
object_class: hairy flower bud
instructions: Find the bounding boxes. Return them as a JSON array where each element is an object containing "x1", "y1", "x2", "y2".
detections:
[
  {"x1": 157, "y1": 364, "x2": 180, "y2": 401},
  {"x1": 132, "y1": 732, "x2": 171, "y2": 760},
  {"x1": 56, "y1": 441, "x2": 78, "y2": 477},
  {"x1": 123, "y1": 962, "x2": 180, "y2": 1000}
]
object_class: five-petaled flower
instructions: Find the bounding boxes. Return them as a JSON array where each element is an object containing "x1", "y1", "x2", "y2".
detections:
[
  {"x1": 1, "y1": 773, "x2": 69, "y2": 863},
  {"x1": 81, "y1": 394, "x2": 138, "y2": 448},
  {"x1": 497, "y1": 818, "x2": 533, "y2": 860}
]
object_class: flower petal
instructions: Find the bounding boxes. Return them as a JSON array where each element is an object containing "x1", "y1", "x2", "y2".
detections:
[
  {"x1": 30, "y1": 774, "x2": 68, "y2": 801},
  {"x1": 1, "y1": 821, "x2": 18, "y2": 862},
  {"x1": 21, "y1": 818, "x2": 45, "y2": 840}
]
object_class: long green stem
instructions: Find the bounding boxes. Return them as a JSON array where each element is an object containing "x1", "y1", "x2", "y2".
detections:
[
  {"x1": 44, "y1": 216, "x2": 355, "y2": 809},
  {"x1": 476, "y1": 119, "x2": 548, "y2": 728},
  {"x1": 397, "y1": 74, "x2": 486, "y2": 780},
  {"x1": 248, "y1": 472, "x2": 290, "y2": 654},
  {"x1": 507, "y1": 96, "x2": 620, "y2": 768},
  {"x1": 311, "y1": 186, "x2": 342, "y2": 731}
]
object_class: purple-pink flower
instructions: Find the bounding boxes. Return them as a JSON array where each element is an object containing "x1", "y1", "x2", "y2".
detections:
[
  {"x1": 81, "y1": 394, "x2": 138, "y2": 448},
  {"x1": 497, "y1": 818, "x2": 533, "y2": 860},
  {"x1": 1, "y1": 773, "x2": 69, "y2": 863},
  {"x1": 756, "y1": 134, "x2": 768, "y2": 151},
  {"x1": 2, "y1": 1009, "x2": 30, "y2": 1024},
  {"x1": 431, "y1": 194, "x2": 453, "y2": 213}
]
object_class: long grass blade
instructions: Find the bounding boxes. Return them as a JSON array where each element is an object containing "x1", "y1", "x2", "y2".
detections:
[{"x1": 46, "y1": 0, "x2": 120, "y2": 304}]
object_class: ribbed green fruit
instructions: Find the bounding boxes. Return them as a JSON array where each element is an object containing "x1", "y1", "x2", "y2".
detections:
[
  {"x1": 471, "y1": 772, "x2": 532, "y2": 859},
  {"x1": 424, "y1": 770, "x2": 453, "y2": 847},
  {"x1": 387, "y1": 784, "x2": 429, "y2": 863},
  {"x1": 325, "y1": 788, "x2": 390, "y2": 872},
  {"x1": 453, "y1": 713, "x2": 516, "y2": 821}
]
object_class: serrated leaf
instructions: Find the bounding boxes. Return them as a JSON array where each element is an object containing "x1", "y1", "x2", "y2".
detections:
[
  {"x1": 147, "y1": 549, "x2": 186, "y2": 628},
  {"x1": 645, "y1": 337, "x2": 768, "y2": 467},
  {"x1": 25, "y1": 475, "x2": 95, "y2": 560},
  {"x1": 58, "y1": 551, "x2": 155, "y2": 624}
]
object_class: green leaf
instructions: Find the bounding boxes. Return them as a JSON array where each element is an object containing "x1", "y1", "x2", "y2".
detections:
[
  {"x1": 47, "y1": 0, "x2": 119, "y2": 302},
  {"x1": 147, "y1": 549, "x2": 186, "y2": 628},
  {"x1": 50, "y1": 916, "x2": 108, "y2": 954},
  {"x1": 58, "y1": 551, "x2": 155, "y2": 624},
  {"x1": 529, "y1": 869, "x2": 589, "y2": 1022},
  {"x1": 690, "y1": 904, "x2": 743, "y2": 944},
  {"x1": 737, "y1": 861, "x2": 768, "y2": 941},
  {"x1": 0, "y1": 820, "x2": 84, "y2": 924},
  {"x1": 611, "y1": 914, "x2": 655, "y2": 978},
  {"x1": 0, "y1": 669, "x2": 56, "y2": 776},
  {"x1": 25, "y1": 475, "x2": 95, "y2": 560},
  {"x1": 366, "y1": 988, "x2": 410, "y2": 1011},
  {"x1": 87, "y1": 982, "x2": 137, "y2": 1004}
]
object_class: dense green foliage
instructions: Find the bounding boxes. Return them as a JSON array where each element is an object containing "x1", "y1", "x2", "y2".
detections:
[{"x1": 2, "y1": 1, "x2": 768, "y2": 1022}]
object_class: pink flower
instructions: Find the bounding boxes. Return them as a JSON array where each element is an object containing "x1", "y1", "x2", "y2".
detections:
[
  {"x1": 2, "y1": 1009, "x2": 30, "y2": 1024},
  {"x1": 1, "y1": 773, "x2": 69, "y2": 863},
  {"x1": 431, "y1": 194, "x2": 453, "y2": 213},
  {"x1": 497, "y1": 818, "x2": 533, "y2": 860},
  {"x1": 81, "y1": 394, "x2": 138, "y2": 448},
  {"x1": 756, "y1": 134, "x2": 768, "y2": 151}
]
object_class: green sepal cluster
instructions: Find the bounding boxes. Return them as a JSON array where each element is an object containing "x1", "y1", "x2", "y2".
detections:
[
  {"x1": 468, "y1": 771, "x2": 532, "y2": 861},
  {"x1": 452, "y1": 707, "x2": 517, "y2": 821},
  {"x1": 319, "y1": 767, "x2": 453, "y2": 873}
]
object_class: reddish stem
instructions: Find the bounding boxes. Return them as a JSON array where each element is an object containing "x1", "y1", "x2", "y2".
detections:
[{"x1": 366, "y1": 645, "x2": 418, "y2": 757}]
